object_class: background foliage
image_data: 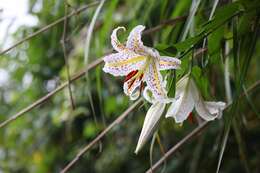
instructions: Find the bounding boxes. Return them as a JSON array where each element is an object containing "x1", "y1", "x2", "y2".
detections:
[{"x1": 0, "y1": 0, "x2": 259, "y2": 172}]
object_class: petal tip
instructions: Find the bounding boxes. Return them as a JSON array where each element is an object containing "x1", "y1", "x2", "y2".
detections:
[{"x1": 134, "y1": 146, "x2": 140, "y2": 154}]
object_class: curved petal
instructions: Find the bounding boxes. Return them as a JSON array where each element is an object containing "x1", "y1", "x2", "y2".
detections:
[
  {"x1": 135, "y1": 102, "x2": 166, "y2": 154},
  {"x1": 103, "y1": 51, "x2": 147, "y2": 76},
  {"x1": 123, "y1": 76, "x2": 142, "y2": 97},
  {"x1": 144, "y1": 59, "x2": 167, "y2": 101},
  {"x1": 126, "y1": 25, "x2": 145, "y2": 52},
  {"x1": 194, "y1": 97, "x2": 218, "y2": 121},
  {"x1": 129, "y1": 90, "x2": 140, "y2": 100},
  {"x1": 191, "y1": 79, "x2": 224, "y2": 121},
  {"x1": 159, "y1": 56, "x2": 181, "y2": 70},
  {"x1": 143, "y1": 87, "x2": 154, "y2": 103},
  {"x1": 166, "y1": 76, "x2": 195, "y2": 123},
  {"x1": 205, "y1": 101, "x2": 226, "y2": 119},
  {"x1": 111, "y1": 26, "x2": 126, "y2": 52}
]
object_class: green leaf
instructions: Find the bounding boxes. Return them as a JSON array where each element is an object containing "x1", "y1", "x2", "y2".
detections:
[
  {"x1": 158, "y1": 2, "x2": 242, "y2": 55},
  {"x1": 155, "y1": 44, "x2": 177, "y2": 56}
]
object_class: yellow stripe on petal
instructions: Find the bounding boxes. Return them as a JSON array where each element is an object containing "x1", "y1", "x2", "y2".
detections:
[
  {"x1": 144, "y1": 59, "x2": 167, "y2": 100},
  {"x1": 103, "y1": 52, "x2": 147, "y2": 76},
  {"x1": 151, "y1": 61, "x2": 164, "y2": 95},
  {"x1": 159, "y1": 56, "x2": 181, "y2": 70},
  {"x1": 107, "y1": 56, "x2": 146, "y2": 67}
]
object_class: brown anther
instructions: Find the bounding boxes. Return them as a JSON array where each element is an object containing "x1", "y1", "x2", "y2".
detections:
[{"x1": 124, "y1": 70, "x2": 138, "y2": 82}]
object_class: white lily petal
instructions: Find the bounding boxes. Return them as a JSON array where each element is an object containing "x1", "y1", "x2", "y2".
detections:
[
  {"x1": 144, "y1": 59, "x2": 167, "y2": 101},
  {"x1": 205, "y1": 101, "x2": 226, "y2": 119},
  {"x1": 195, "y1": 98, "x2": 218, "y2": 121},
  {"x1": 111, "y1": 26, "x2": 126, "y2": 52},
  {"x1": 123, "y1": 77, "x2": 142, "y2": 97},
  {"x1": 103, "y1": 51, "x2": 146, "y2": 76},
  {"x1": 159, "y1": 56, "x2": 181, "y2": 70},
  {"x1": 135, "y1": 102, "x2": 166, "y2": 154},
  {"x1": 166, "y1": 89, "x2": 195, "y2": 123},
  {"x1": 166, "y1": 76, "x2": 195, "y2": 123},
  {"x1": 126, "y1": 25, "x2": 146, "y2": 52},
  {"x1": 191, "y1": 79, "x2": 225, "y2": 121}
]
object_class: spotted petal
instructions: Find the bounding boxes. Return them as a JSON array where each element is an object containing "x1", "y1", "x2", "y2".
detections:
[
  {"x1": 111, "y1": 26, "x2": 126, "y2": 52},
  {"x1": 123, "y1": 76, "x2": 142, "y2": 99},
  {"x1": 103, "y1": 51, "x2": 147, "y2": 76},
  {"x1": 126, "y1": 25, "x2": 145, "y2": 52},
  {"x1": 144, "y1": 59, "x2": 167, "y2": 101},
  {"x1": 159, "y1": 56, "x2": 181, "y2": 70}
]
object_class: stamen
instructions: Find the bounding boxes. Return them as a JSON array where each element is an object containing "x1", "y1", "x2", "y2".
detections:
[
  {"x1": 124, "y1": 70, "x2": 138, "y2": 82},
  {"x1": 139, "y1": 81, "x2": 144, "y2": 93},
  {"x1": 128, "y1": 78, "x2": 137, "y2": 89}
]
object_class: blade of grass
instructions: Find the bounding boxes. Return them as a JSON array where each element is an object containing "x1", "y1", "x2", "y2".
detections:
[
  {"x1": 156, "y1": 133, "x2": 167, "y2": 173},
  {"x1": 84, "y1": 0, "x2": 106, "y2": 152},
  {"x1": 224, "y1": 41, "x2": 232, "y2": 104},
  {"x1": 61, "y1": 1, "x2": 76, "y2": 110},
  {"x1": 232, "y1": 118, "x2": 250, "y2": 173},
  {"x1": 149, "y1": 132, "x2": 157, "y2": 173},
  {"x1": 242, "y1": 85, "x2": 260, "y2": 118},
  {"x1": 181, "y1": 0, "x2": 201, "y2": 41},
  {"x1": 95, "y1": 0, "x2": 119, "y2": 127},
  {"x1": 201, "y1": 0, "x2": 220, "y2": 66}
]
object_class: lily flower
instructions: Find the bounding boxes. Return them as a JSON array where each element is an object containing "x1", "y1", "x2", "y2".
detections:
[
  {"x1": 166, "y1": 75, "x2": 226, "y2": 123},
  {"x1": 103, "y1": 25, "x2": 181, "y2": 101}
]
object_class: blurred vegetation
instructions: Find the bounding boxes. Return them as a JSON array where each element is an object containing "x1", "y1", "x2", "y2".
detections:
[{"x1": 0, "y1": 0, "x2": 259, "y2": 172}]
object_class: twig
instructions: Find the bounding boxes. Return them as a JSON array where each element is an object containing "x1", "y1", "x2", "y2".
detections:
[
  {"x1": 145, "y1": 80, "x2": 260, "y2": 173},
  {"x1": 0, "y1": 58, "x2": 103, "y2": 129},
  {"x1": 60, "y1": 99, "x2": 143, "y2": 173},
  {"x1": 61, "y1": 1, "x2": 76, "y2": 109},
  {"x1": 0, "y1": 1, "x2": 99, "y2": 56}
]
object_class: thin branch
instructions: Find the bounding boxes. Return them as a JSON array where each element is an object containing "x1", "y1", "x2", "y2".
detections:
[
  {"x1": 0, "y1": 1, "x2": 99, "y2": 56},
  {"x1": 146, "y1": 80, "x2": 260, "y2": 173},
  {"x1": 61, "y1": 1, "x2": 76, "y2": 109},
  {"x1": 0, "y1": 58, "x2": 103, "y2": 129},
  {"x1": 60, "y1": 99, "x2": 143, "y2": 173}
]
